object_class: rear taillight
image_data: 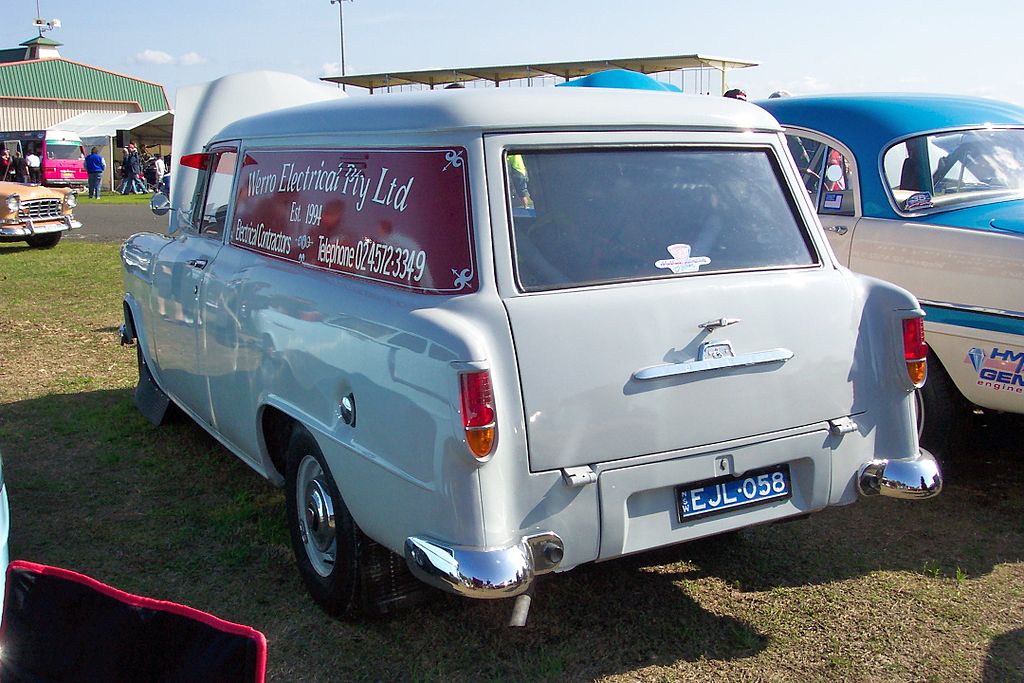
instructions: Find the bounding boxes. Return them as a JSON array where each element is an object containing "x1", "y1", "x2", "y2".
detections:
[
  {"x1": 902, "y1": 317, "x2": 928, "y2": 388},
  {"x1": 459, "y1": 370, "x2": 496, "y2": 459}
]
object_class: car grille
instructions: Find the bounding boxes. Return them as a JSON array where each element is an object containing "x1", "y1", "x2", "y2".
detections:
[{"x1": 19, "y1": 198, "x2": 63, "y2": 221}]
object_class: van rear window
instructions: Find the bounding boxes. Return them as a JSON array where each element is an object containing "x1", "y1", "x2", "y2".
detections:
[
  {"x1": 45, "y1": 140, "x2": 83, "y2": 161},
  {"x1": 231, "y1": 148, "x2": 476, "y2": 294},
  {"x1": 507, "y1": 148, "x2": 817, "y2": 291}
]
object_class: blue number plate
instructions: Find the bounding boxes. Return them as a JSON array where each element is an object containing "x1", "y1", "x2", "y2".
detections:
[{"x1": 676, "y1": 465, "x2": 791, "y2": 521}]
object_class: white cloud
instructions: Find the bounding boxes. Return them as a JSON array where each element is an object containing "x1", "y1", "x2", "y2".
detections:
[
  {"x1": 320, "y1": 62, "x2": 342, "y2": 77},
  {"x1": 790, "y1": 75, "x2": 833, "y2": 94},
  {"x1": 179, "y1": 52, "x2": 206, "y2": 66},
  {"x1": 132, "y1": 50, "x2": 206, "y2": 67},
  {"x1": 134, "y1": 49, "x2": 174, "y2": 65}
]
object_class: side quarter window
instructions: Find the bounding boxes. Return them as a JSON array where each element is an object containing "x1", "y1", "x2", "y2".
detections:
[
  {"x1": 786, "y1": 134, "x2": 826, "y2": 199},
  {"x1": 785, "y1": 133, "x2": 856, "y2": 217},
  {"x1": 818, "y1": 147, "x2": 855, "y2": 217},
  {"x1": 187, "y1": 149, "x2": 238, "y2": 240}
]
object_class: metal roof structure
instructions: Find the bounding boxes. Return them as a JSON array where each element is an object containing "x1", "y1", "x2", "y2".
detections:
[
  {"x1": 322, "y1": 53, "x2": 758, "y2": 94},
  {"x1": 0, "y1": 57, "x2": 169, "y2": 111}
]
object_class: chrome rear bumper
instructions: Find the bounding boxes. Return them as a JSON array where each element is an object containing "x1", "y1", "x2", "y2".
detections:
[
  {"x1": 858, "y1": 448, "x2": 942, "y2": 500},
  {"x1": 404, "y1": 532, "x2": 563, "y2": 598}
]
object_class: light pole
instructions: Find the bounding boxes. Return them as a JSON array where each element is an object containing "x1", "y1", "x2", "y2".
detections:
[{"x1": 329, "y1": 0, "x2": 351, "y2": 91}]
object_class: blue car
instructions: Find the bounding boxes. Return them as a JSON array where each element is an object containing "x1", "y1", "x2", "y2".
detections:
[{"x1": 758, "y1": 94, "x2": 1024, "y2": 455}]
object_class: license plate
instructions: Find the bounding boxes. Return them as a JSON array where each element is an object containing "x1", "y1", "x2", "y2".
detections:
[
  {"x1": 62, "y1": 171, "x2": 73, "y2": 177},
  {"x1": 676, "y1": 465, "x2": 791, "y2": 521}
]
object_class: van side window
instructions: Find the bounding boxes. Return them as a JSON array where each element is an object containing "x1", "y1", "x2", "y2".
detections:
[{"x1": 188, "y1": 150, "x2": 237, "y2": 239}]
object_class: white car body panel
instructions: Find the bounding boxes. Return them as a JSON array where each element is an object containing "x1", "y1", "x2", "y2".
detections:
[{"x1": 121, "y1": 82, "x2": 940, "y2": 601}]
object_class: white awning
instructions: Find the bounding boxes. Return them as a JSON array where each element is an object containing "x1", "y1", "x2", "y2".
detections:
[{"x1": 55, "y1": 110, "x2": 174, "y2": 147}]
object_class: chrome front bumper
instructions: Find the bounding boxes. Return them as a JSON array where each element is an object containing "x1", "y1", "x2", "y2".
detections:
[
  {"x1": 858, "y1": 448, "x2": 942, "y2": 500},
  {"x1": 404, "y1": 532, "x2": 563, "y2": 598},
  {"x1": 0, "y1": 215, "x2": 81, "y2": 238}
]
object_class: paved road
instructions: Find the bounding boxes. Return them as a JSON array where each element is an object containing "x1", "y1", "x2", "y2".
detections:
[{"x1": 66, "y1": 202, "x2": 168, "y2": 243}]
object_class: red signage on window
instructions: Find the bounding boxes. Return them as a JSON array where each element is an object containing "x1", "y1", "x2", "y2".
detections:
[{"x1": 230, "y1": 148, "x2": 476, "y2": 294}]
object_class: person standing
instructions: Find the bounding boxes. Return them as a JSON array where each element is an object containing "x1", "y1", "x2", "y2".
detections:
[
  {"x1": 0, "y1": 149, "x2": 10, "y2": 182},
  {"x1": 127, "y1": 143, "x2": 145, "y2": 194},
  {"x1": 85, "y1": 146, "x2": 105, "y2": 199},
  {"x1": 120, "y1": 145, "x2": 142, "y2": 194},
  {"x1": 25, "y1": 147, "x2": 41, "y2": 183},
  {"x1": 152, "y1": 153, "x2": 165, "y2": 188},
  {"x1": 11, "y1": 151, "x2": 29, "y2": 183}
]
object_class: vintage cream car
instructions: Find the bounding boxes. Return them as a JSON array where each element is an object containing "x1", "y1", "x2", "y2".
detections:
[
  {"x1": 0, "y1": 180, "x2": 80, "y2": 248},
  {"x1": 120, "y1": 73, "x2": 941, "y2": 622}
]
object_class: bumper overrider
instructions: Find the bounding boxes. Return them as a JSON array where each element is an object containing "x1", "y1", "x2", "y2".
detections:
[
  {"x1": 858, "y1": 448, "x2": 942, "y2": 499},
  {"x1": 405, "y1": 532, "x2": 564, "y2": 598},
  {"x1": 0, "y1": 215, "x2": 81, "y2": 238}
]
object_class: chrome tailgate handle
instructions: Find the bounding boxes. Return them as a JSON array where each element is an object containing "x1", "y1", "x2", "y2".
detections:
[{"x1": 633, "y1": 348, "x2": 794, "y2": 381}]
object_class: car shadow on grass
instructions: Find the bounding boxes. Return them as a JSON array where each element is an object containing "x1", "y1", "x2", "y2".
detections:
[
  {"x1": 0, "y1": 244, "x2": 33, "y2": 256},
  {"x1": 984, "y1": 627, "x2": 1024, "y2": 683}
]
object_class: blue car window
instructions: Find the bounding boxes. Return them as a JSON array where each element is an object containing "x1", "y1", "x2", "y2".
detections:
[
  {"x1": 786, "y1": 134, "x2": 825, "y2": 200},
  {"x1": 817, "y1": 148, "x2": 855, "y2": 217},
  {"x1": 885, "y1": 128, "x2": 1024, "y2": 212}
]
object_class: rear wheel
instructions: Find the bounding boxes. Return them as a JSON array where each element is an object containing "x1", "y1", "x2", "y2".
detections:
[
  {"x1": 283, "y1": 427, "x2": 433, "y2": 617},
  {"x1": 26, "y1": 232, "x2": 62, "y2": 248},
  {"x1": 285, "y1": 429, "x2": 362, "y2": 617},
  {"x1": 918, "y1": 353, "x2": 970, "y2": 461}
]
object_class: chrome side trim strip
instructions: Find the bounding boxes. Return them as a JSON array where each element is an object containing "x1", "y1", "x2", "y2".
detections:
[
  {"x1": 633, "y1": 348, "x2": 794, "y2": 381},
  {"x1": 919, "y1": 299, "x2": 1024, "y2": 321}
]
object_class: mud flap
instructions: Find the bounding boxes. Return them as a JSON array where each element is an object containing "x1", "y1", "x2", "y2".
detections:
[{"x1": 135, "y1": 347, "x2": 173, "y2": 426}]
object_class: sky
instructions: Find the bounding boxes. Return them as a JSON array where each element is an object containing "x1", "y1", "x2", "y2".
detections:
[{"x1": 5, "y1": 0, "x2": 1022, "y2": 107}]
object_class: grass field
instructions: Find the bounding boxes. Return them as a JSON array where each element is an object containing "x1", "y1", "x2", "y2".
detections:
[{"x1": 0, "y1": 241, "x2": 1022, "y2": 682}]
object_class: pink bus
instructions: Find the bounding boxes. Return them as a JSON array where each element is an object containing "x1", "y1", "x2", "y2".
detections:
[{"x1": 0, "y1": 129, "x2": 87, "y2": 189}]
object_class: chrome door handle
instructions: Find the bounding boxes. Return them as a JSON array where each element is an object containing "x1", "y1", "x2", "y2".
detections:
[
  {"x1": 633, "y1": 348, "x2": 794, "y2": 381},
  {"x1": 824, "y1": 225, "x2": 848, "y2": 235},
  {"x1": 186, "y1": 258, "x2": 208, "y2": 269}
]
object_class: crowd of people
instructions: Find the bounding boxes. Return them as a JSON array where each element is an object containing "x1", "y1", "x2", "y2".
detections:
[
  {"x1": 115, "y1": 143, "x2": 166, "y2": 196},
  {"x1": 0, "y1": 146, "x2": 41, "y2": 183},
  {"x1": 0, "y1": 140, "x2": 168, "y2": 199}
]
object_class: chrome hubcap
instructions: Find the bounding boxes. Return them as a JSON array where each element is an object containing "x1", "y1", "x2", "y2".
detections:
[{"x1": 296, "y1": 455, "x2": 336, "y2": 577}]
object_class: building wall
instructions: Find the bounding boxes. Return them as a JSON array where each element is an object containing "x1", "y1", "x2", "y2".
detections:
[{"x1": 0, "y1": 98, "x2": 137, "y2": 131}]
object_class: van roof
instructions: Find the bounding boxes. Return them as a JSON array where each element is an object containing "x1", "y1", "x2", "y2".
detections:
[{"x1": 215, "y1": 87, "x2": 781, "y2": 142}]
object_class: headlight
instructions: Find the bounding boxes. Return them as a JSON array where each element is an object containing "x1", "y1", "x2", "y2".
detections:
[
  {"x1": 4, "y1": 194, "x2": 19, "y2": 214},
  {"x1": 63, "y1": 192, "x2": 78, "y2": 209}
]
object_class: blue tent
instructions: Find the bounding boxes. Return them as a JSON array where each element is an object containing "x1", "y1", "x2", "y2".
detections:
[{"x1": 557, "y1": 69, "x2": 681, "y2": 92}]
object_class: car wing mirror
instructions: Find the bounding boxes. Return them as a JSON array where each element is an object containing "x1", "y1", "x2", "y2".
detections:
[
  {"x1": 150, "y1": 192, "x2": 171, "y2": 216},
  {"x1": 150, "y1": 193, "x2": 194, "y2": 235}
]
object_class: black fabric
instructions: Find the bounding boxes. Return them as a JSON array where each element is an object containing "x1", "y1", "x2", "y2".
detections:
[{"x1": 0, "y1": 565, "x2": 263, "y2": 683}]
